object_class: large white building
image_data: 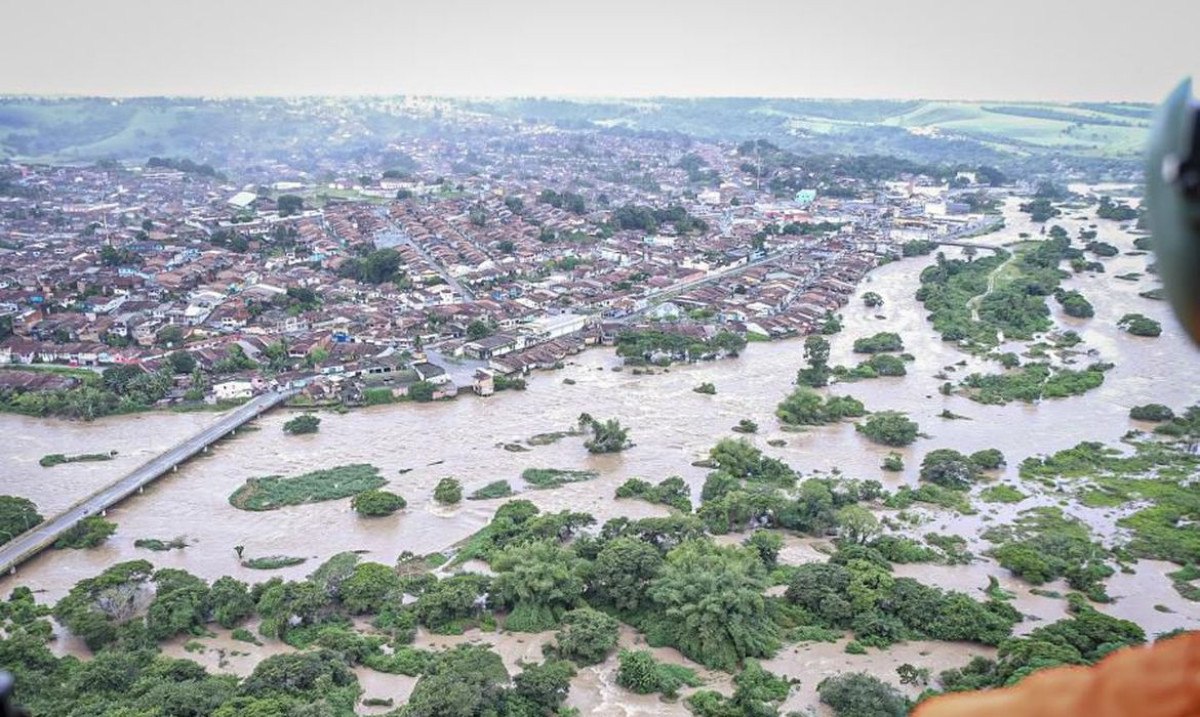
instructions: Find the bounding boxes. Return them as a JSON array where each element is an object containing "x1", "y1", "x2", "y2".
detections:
[{"x1": 523, "y1": 313, "x2": 588, "y2": 342}]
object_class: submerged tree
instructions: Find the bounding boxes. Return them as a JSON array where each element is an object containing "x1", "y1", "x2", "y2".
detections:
[
  {"x1": 491, "y1": 541, "x2": 586, "y2": 632},
  {"x1": 646, "y1": 541, "x2": 780, "y2": 670},
  {"x1": 553, "y1": 607, "x2": 621, "y2": 665},
  {"x1": 282, "y1": 414, "x2": 321, "y2": 435},
  {"x1": 856, "y1": 411, "x2": 919, "y2": 446},
  {"x1": 796, "y1": 335, "x2": 832, "y2": 387},
  {"x1": 578, "y1": 414, "x2": 632, "y2": 453}
]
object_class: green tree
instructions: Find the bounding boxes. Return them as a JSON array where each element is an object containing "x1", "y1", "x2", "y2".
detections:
[
  {"x1": 1056, "y1": 290, "x2": 1095, "y2": 318},
  {"x1": 856, "y1": 411, "x2": 919, "y2": 446},
  {"x1": 156, "y1": 325, "x2": 185, "y2": 348},
  {"x1": 514, "y1": 659, "x2": 576, "y2": 712},
  {"x1": 213, "y1": 344, "x2": 257, "y2": 374},
  {"x1": 580, "y1": 415, "x2": 631, "y2": 453},
  {"x1": 54, "y1": 516, "x2": 117, "y2": 549},
  {"x1": 167, "y1": 351, "x2": 196, "y2": 374},
  {"x1": 796, "y1": 335, "x2": 832, "y2": 387},
  {"x1": 836, "y1": 505, "x2": 880, "y2": 544},
  {"x1": 146, "y1": 568, "x2": 209, "y2": 641},
  {"x1": 790, "y1": 479, "x2": 840, "y2": 536},
  {"x1": 339, "y1": 248, "x2": 404, "y2": 284},
  {"x1": 433, "y1": 477, "x2": 462, "y2": 505},
  {"x1": 701, "y1": 471, "x2": 741, "y2": 503},
  {"x1": 744, "y1": 530, "x2": 784, "y2": 569},
  {"x1": 852, "y1": 332, "x2": 904, "y2": 354},
  {"x1": 687, "y1": 659, "x2": 791, "y2": 717},
  {"x1": 1118, "y1": 313, "x2": 1162, "y2": 337},
  {"x1": 340, "y1": 562, "x2": 402, "y2": 614},
  {"x1": 241, "y1": 649, "x2": 357, "y2": 701},
  {"x1": 919, "y1": 449, "x2": 980, "y2": 489},
  {"x1": 466, "y1": 319, "x2": 493, "y2": 340},
  {"x1": 896, "y1": 663, "x2": 931, "y2": 686},
  {"x1": 708, "y1": 438, "x2": 795, "y2": 486},
  {"x1": 207, "y1": 576, "x2": 254, "y2": 628},
  {"x1": 817, "y1": 672, "x2": 908, "y2": 717},
  {"x1": 469, "y1": 205, "x2": 488, "y2": 227},
  {"x1": 616, "y1": 649, "x2": 701, "y2": 698},
  {"x1": 776, "y1": 388, "x2": 864, "y2": 426},
  {"x1": 862, "y1": 291, "x2": 884, "y2": 308},
  {"x1": 616, "y1": 649, "x2": 666, "y2": 694},
  {"x1": 282, "y1": 414, "x2": 321, "y2": 435},
  {"x1": 969, "y1": 448, "x2": 1006, "y2": 470},
  {"x1": 351, "y1": 489, "x2": 406, "y2": 517},
  {"x1": 255, "y1": 579, "x2": 332, "y2": 640},
  {"x1": 54, "y1": 560, "x2": 154, "y2": 650},
  {"x1": 590, "y1": 536, "x2": 664, "y2": 613},
  {"x1": 276, "y1": 194, "x2": 304, "y2": 217},
  {"x1": 776, "y1": 387, "x2": 827, "y2": 425},
  {"x1": 0, "y1": 496, "x2": 43, "y2": 546},
  {"x1": 492, "y1": 541, "x2": 586, "y2": 631},
  {"x1": 407, "y1": 380, "x2": 437, "y2": 402},
  {"x1": 1130, "y1": 404, "x2": 1175, "y2": 422},
  {"x1": 405, "y1": 645, "x2": 509, "y2": 717},
  {"x1": 821, "y1": 312, "x2": 843, "y2": 334},
  {"x1": 785, "y1": 562, "x2": 855, "y2": 627},
  {"x1": 413, "y1": 574, "x2": 489, "y2": 633},
  {"x1": 646, "y1": 541, "x2": 779, "y2": 670},
  {"x1": 553, "y1": 607, "x2": 620, "y2": 665}
]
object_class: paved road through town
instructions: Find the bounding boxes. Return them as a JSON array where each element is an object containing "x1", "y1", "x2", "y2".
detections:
[{"x1": 0, "y1": 390, "x2": 295, "y2": 575}]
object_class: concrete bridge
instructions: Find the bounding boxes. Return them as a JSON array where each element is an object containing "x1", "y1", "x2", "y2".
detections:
[
  {"x1": 929, "y1": 238, "x2": 1007, "y2": 252},
  {"x1": 926, "y1": 216, "x2": 1008, "y2": 252},
  {"x1": 0, "y1": 389, "x2": 296, "y2": 575}
]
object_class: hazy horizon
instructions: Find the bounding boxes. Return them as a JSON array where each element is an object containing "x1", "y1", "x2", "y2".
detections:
[
  {"x1": 0, "y1": 92, "x2": 1172, "y2": 104},
  {"x1": 5, "y1": 0, "x2": 1199, "y2": 102}
]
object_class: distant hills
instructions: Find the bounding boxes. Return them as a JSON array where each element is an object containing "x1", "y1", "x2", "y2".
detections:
[{"x1": 0, "y1": 96, "x2": 1152, "y2": 169}]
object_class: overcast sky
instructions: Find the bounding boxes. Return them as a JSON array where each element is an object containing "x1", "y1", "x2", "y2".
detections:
[{"x1": 4, "y1": 0, "x2": 1199, "y2": 101}]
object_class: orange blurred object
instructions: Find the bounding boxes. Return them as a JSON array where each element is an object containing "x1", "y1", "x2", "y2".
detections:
[{"x1": 914, "y1": 632, "x2": 1200, "y2": 717}]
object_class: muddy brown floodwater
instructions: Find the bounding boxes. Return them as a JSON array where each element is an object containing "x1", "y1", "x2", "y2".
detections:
[{"x1": 3, "y1": 189, "x2": 1198, "y2": 712}]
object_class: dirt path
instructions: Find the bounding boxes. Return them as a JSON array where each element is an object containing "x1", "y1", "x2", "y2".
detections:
[{"x1": 967, "y1": 252, "x2": 1018, "y2": 322}]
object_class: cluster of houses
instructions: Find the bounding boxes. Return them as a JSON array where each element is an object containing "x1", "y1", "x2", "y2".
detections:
[{"x1": 0, "y1": 123, "x2": 997, "y2": 408}]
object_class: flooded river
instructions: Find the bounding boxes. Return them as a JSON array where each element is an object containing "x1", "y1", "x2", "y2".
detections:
[{"x1": 2, "y1": 192, "x2": 1197, "y2": 710}]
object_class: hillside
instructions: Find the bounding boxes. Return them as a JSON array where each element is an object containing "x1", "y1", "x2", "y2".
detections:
[{"x1": 0, "y1": 96, "x2": 1152, "y2": 168}]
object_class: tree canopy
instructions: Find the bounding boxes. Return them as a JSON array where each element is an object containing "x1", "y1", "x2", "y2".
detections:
[
  {"x1": 644, "y1": 541, "x2": 780, "y2": 670},
  {"x1": 856, "y1": 411, "x2": 919, "y2": 446}
]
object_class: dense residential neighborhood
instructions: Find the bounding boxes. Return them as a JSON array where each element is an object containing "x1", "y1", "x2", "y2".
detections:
[{"x1": 0, "y1": 125, "x2": 999, "y2": 416}]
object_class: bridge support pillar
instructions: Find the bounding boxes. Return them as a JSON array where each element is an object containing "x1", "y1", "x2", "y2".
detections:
[
  {"x1": 9, "y1": 567, "x2": 15, "y2": 575},
  {"x1": 101, "y1": 509, "x2": 107, "y2": 517},
  {"x1": 173, "y1": 465, "x2": 177, "y2": 472},
  {"x1": 138, "y1": 486, "x2": 144, "y2": 494},
  {"x1": 203, "y1": 446, "x2": 208, "y2": 453}
]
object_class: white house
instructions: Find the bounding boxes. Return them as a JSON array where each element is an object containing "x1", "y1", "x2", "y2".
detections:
[{"x1": 213, "y1": 379, "x2": 254, "y2": 401}]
